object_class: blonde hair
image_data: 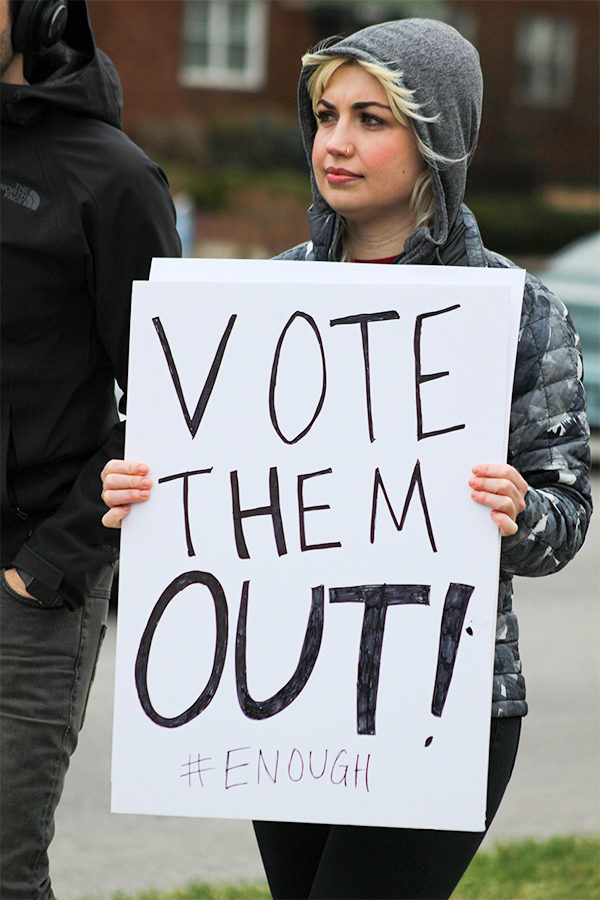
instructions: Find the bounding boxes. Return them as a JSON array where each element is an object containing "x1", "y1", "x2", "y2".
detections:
[{"x1": 302, "y1": 52, "x2": 447, "y2": 238}]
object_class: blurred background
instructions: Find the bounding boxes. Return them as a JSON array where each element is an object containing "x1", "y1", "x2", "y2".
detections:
[
  {"x1": 48, "y1": 5, "x2": 598, "y2": 896},
  {"x1": 88, "y1": 0, "x2": 599, "y2": 430},
  {"x1": 87, "y1": 0, "x2": 598, "y2": 257}
]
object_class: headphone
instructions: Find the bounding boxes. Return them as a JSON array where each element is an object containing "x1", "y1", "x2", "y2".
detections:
[{"x1": 11, "y1": 0, "x2": 68, "y2": 53}]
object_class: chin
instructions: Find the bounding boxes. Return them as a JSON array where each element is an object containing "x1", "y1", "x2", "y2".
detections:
[{"x1": 323, "y1": 196, "x2": 367, "y2": 220}]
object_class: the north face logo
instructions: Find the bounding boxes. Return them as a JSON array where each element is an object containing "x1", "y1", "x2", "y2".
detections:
[{"x1": 1, "y1": 181, "x2": 41, "y2": 210}]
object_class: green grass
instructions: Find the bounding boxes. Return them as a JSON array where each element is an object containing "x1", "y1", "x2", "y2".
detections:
[
  {"x1": 88, "y1": 835, "x2": 599, "y2": 900},
  {"x1": 109, "y1": 885, "x2": 270, "y2": 900},
  {"x1": 453, "y1": 836, "x2": 600, "y2": 899}
]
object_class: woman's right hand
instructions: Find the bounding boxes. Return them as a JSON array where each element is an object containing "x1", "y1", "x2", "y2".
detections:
[{"x1": 101, "y1": 459, "x2": 152, "y2": 528}]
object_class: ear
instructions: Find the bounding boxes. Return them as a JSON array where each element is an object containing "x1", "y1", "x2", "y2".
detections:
[{"x1": 11, "y1": 0, "x2": 68, "y2": 53}]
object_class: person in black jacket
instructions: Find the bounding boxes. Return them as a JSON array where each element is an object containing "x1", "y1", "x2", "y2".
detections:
[{"x1": 0, "y1": 1, "x2": 181, "y2": 895}]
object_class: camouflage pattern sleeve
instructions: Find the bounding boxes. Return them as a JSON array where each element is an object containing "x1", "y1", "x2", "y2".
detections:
[{"x1": 500, "y1": 274, "x2": 593, "y2": 577}]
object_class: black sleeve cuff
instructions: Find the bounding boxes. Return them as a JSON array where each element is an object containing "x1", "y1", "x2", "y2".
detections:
[{"x1": 12, "y1": 545, "x2": 83, "y2": 609}]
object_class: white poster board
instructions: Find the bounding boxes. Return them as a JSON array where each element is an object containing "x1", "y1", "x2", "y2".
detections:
[{"x1": 112, "y1": 261, "x2": 524, "y2": 831}]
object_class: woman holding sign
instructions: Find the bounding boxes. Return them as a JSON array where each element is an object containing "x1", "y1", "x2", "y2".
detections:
[{"x1": 101, "y1": 18, "x2": 592, "y2": 900}]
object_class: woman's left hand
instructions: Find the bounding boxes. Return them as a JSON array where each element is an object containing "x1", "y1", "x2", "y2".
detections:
[{"x1": 469, "y1": 464, "x2": 528, "y2": 536}]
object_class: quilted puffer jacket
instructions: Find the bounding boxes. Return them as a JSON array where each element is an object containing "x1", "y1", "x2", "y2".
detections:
[{"x1": 276, "y1": 18, "x2": 593, "y2": 717}]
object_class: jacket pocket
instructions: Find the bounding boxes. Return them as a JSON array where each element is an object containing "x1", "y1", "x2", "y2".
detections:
[
  {"x1": 1, "y1": 568, "x2": 40, "y2": 609},
  {"x1": 1, "y1": 569, "x2": 69, "y2": 610}
]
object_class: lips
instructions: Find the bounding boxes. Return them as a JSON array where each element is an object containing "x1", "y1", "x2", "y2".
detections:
[{"x1": 325, "y1": 166, "x2": 361, "y2": 184}]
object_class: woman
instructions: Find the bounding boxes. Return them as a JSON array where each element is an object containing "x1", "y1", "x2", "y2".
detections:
[{"x1": 101, "y1": 19, "x2": 592, "y2": 900}]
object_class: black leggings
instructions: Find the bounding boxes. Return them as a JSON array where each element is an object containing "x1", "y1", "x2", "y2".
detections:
[{"x1": 253, "y1": 717, "x2": 521, "y2": 900}]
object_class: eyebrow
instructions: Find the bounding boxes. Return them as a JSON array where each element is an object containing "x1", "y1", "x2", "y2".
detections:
[{"x1": 317, "y1": 98, "x2": 392, "y2": 112}]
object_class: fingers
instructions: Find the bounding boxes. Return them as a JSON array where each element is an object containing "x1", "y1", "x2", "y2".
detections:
[
  {"x1": 470, "y1": 490, "x2": 520, "y2": 535},
  {"x1": 101, "y1": 485, "x2": 151, "y2": 510},
  {"x1": 102, "y1": 473, "x2": 152, "y2": 495},
  {"x1": 490, "y1": 509, "x2": 519, "y2": 536},
  {"x1": 102, "y1": 505, "x2": 131, "y2": 529},
  {"x1": 101, "y1": 459, "x2": 149, "y2": 485},
  {"x1": 469, "y1": 464, "x2": 528, "y2": 537},
  {"x1": 101, "y1": 461, "x2": 151, "y2": 502},
  {"x1": 100, "y1": 460, "x2": 152, "y2": 527},
  {"x1": 468, "y1": 477, "x2": 526, "y2": 514},
  {"x1": 3, "y1": 567, "x2": 34, "y2": 598},
  {"x1": 471, "y1": 463, "x2": 529, "y2": 497}
]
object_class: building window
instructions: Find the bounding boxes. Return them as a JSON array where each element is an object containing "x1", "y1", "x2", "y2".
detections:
[
  {"x1": 515, "y1": 14, "x2": 576, "y2": 107},
  {"x1": 180, "y1": 0, "x2": 268, "y2": 90}
]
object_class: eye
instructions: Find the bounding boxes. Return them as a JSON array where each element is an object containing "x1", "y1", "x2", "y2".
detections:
[
  {"x1": 361, "y1": 112, "x2": 385, "y2": 127},
  {"x1": 316, "y1": 108, "x2": 336, "y2": 125}
]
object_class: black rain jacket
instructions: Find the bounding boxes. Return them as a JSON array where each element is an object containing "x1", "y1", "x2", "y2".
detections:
[{"x1": 1, "y1": 0, "x2": 181, "y2": 604}]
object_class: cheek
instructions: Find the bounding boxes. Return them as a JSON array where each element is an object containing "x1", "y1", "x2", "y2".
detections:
[
  {"x1": 367, "y1": 143, "x2": 402, "y2": 173},
  {"x1": 371, "y1": 134, "x2": 424, "y2": 179},
  {"x1": 400, "y1": 135, "x2": 426, "y2": 177},
  {"x1": 312, "y1": 138, "x2": 329, "y2": 195},
  {"x1": 312, "y1": 133, "x2": 325, "y2": 169}
]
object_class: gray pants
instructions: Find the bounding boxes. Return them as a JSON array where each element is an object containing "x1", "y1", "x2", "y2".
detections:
[{"x1": 0, "y1": 565, "x2": 112, "y2": 899}]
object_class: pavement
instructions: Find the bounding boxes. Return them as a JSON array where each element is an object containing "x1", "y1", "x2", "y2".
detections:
[{"x1": 50, "y1": 477, "x2": 599, "y2": 900}]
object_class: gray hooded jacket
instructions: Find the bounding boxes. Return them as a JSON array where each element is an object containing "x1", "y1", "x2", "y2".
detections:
[{"x1": 277, "y1": 19, "x2": 592, "y2": 717}]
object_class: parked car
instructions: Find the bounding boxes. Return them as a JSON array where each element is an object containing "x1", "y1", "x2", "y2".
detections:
[{"x1": 536, "y1": 231, "x2": 600, "y2": 431}]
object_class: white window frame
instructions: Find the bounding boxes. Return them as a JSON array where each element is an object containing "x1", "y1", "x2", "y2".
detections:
[
  {"x1": 515, "y1": 14, "x2": 576, "y2": 107},
  {"x1": 180, "y1": 0, "x2": 268, "y2": 91}
]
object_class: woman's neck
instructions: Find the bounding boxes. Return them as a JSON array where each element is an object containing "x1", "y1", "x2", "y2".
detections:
[{"x1": 345, "y1": 213, "x2": 416, "y2": 261}]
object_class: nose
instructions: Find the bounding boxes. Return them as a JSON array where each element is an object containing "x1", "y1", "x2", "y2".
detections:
[{"x1": 325, "y1": 121, "x2": 354, "y2": 158}]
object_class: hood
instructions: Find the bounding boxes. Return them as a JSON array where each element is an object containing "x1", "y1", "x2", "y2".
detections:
[
  {"x1": 1, "y1": 0, "x2": 122, "y2": 128},
  {"x1": 298, "y1": 18, "x2": 483, "y2": 262}
]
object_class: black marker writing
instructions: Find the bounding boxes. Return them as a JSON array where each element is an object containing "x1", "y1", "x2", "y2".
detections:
[
  {"x1": 236, "y1": 581, "x2": 324, "y2": 719},
  {"x1": 269, "y1": 311, "x2": 327, "y2": 444},
  {"x1": 330, "y1": 310, "x2": 400, "y2": 443},
  {"x1": 431, "y1": 582, "x2": 475, "y2": 717},
  {"x1": 298, "y1": 468, "x2": 342, "y2": 552},
  {"x1": 153, "y1": 314, "x2": 236, "y2": 438},
  {"x1": 414, "y1": 305, "x2": 465, "y2": 440},
  {"x1": 136, "y1": 577, "x2": 474, "y2": 737},
  {"x1": 158, "y1": 469, "x2": 212, "y2": 557},
  {"x1": 370, "y1": 461, "x2": 437, "y2": 552},
  {"x1": 329, "y1": 584, "x2": 431, "y2": 735},
  {"x1": 230, "y1": 467, "x2": 287, "y2": 559},
  {"x1": 135, "y1": 571, "x2": 228, "y2": 728}
]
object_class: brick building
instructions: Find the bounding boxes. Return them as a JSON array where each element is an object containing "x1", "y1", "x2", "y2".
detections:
[{"x1": 88, "y1": 0, "x2": 598, "y2": 188}]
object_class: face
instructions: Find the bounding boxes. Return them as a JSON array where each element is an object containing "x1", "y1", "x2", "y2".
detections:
[
  {"x1": 0, "y1": 0, "x2": 25, "y2": 83},
  {"x1": 0, "y1": 0, "x2": 12, "y2": 77},
  {"x1": 311, "y1": 63, "x2": 426, "y2": 232}
]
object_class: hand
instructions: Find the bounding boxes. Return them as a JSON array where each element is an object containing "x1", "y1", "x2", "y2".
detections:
[
  {"x1": 469, "y1": 463, "x2": 528, "y2": 536},
  {"x1": 101, "y1": 459, "x2": 152, "y2": 529},
  {"x1": 4, "y1": 567, "x2": 34, "y2": 598}
]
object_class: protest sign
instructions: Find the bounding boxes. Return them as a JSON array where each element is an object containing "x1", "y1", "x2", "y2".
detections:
[{"x1": 111, "y1": 261, "x2": 524, "y2": 831}]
